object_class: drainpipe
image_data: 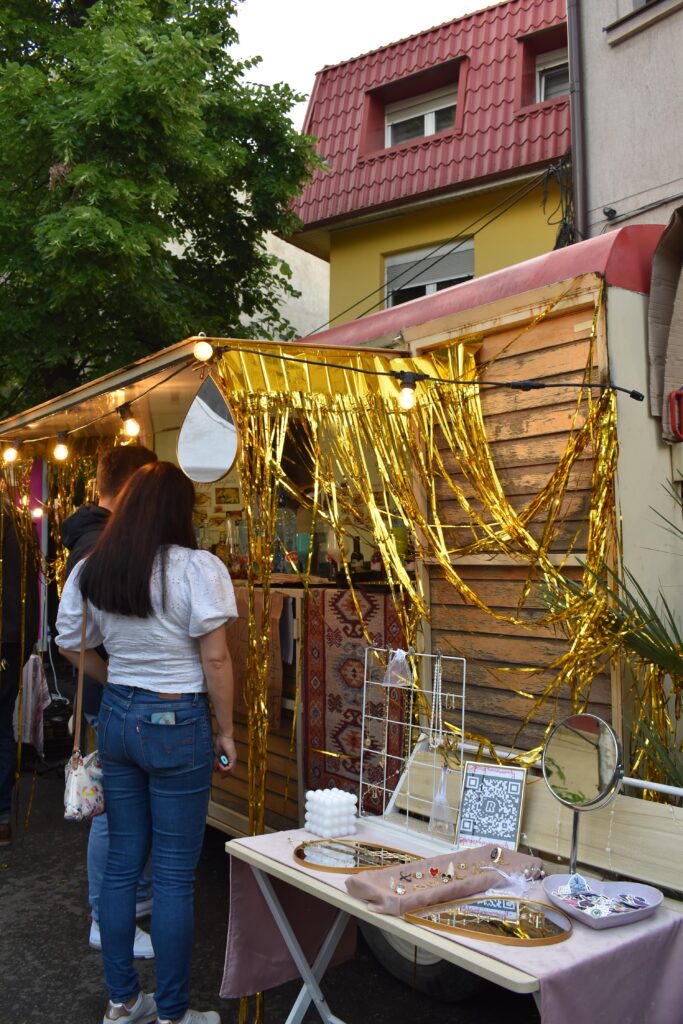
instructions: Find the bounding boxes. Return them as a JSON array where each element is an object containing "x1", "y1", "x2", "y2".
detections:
[{"x1": 567, "y1": 0, "x2": 588, "y2": 240}]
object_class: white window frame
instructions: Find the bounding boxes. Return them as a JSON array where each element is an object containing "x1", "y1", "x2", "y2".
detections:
[
  {"x1": 535, "y1": 48, "x2": 570, "y2": 102},
  {"x1": 384, "y1": 240, "x2": 474, "y2": 309},
  {"x1": 384, "y1": 84, "x2": 458, "y2": 148}
]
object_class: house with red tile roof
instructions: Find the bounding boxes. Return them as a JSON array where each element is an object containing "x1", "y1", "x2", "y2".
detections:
[{"x1": 291, "y1": 0, "x2": 571, "y2": 333}]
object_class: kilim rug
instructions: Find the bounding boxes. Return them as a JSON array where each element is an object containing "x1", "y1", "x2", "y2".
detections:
[{"x1": 303, "y1": 588, "x2": 406, "y2": 813}]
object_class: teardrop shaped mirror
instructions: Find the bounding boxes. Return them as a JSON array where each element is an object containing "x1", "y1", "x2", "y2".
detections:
[{"x1": 177, "y1": 376, "x2": 239, "y2": 483}]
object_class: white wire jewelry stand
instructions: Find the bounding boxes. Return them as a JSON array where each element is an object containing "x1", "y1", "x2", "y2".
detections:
[{"x1": 358, "y1": 646, "x2": 467, "y2": 852}]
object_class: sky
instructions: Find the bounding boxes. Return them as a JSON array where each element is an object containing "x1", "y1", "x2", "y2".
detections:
[{"x1": 230, "y1": 0, "x2": 480, "y2": 129}]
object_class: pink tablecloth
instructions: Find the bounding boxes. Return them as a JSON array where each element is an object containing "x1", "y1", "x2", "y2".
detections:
[{"x1": 222, "y1": 826, "x2": 683, "y2": 1024}]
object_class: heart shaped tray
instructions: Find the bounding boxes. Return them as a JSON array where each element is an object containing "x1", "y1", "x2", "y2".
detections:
[{"x1": 543, "y1": 874, "x2": 663, "y2": 930}]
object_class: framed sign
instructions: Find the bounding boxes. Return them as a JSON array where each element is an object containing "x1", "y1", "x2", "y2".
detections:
[{"x1": 456, "y1": 762, "x2": 527, "y2": 850}]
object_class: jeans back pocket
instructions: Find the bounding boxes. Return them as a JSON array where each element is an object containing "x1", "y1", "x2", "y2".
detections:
[{"x1": 137, "y1": 717, "x2": 196, "y2": 771}]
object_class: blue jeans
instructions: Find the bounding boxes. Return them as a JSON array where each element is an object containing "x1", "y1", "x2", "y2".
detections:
[
  {"x1": 85, "y1": 714, "x2": 153, "y2": 923},
  {"x1": 98, "y1": 684, "x2": 213, "y2": 1018},
  {"x1": 88, "y1": 812, "x2": 153, "y2": 922}
]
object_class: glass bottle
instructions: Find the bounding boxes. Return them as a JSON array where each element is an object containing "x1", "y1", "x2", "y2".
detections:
[{"x1": 350, "y1": 536, "x2": 364, "y2": 574}]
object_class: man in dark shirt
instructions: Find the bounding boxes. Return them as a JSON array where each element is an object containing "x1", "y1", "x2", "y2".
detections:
[
  {"x1": 61, "y1": 444, "x2": 157, "y2": 955},
  {"x1": 0, "y1": 497, "x2": 39, "y2": 847}
]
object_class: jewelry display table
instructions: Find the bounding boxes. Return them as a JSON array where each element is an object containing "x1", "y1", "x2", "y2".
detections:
[{"x1": 221, "y1": 824, "x2": 683, "y2": 1024}]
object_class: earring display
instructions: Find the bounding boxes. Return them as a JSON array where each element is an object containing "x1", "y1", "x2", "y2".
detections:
[
  {"x1": 345, "y1": 845, "x2": 545, "y2": 915},
  {"x1": 404, "y1": 897, "x2": 573, "y2": 946},
  {"x1": 293, "y1": 838, "x2": 423, "y2": 873},
  {"x1": 359, "y1": 646, "x2": 466, "y2": 840}
]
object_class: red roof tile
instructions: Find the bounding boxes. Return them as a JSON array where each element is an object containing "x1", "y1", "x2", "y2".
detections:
[{"x1": 295, "y1": 0, "x2": 569, "y2": 228}]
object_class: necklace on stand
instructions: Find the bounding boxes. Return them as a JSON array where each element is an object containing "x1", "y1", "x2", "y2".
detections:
[{"x1": 429, "y1": 653, "x2": 444, "y2": 749}]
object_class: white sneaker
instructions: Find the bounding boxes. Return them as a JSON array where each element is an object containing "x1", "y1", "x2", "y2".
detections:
[
  {"x1": 103, "y1": 991, "x2": 157, "y2": 1023},
  {"x1": 90, "y1": 921, "x2": 155, "y2": 959},
  {"x1": 157, "y1": 1011, "x2": 221, "y2": 1024},
  {"x1": 135, "y1": 897, "x2": 153, "y2": 918}
]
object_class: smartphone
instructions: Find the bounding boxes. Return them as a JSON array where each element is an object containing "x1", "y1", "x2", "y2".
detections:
[{"x1": 151, "y1": 711, "x2": 176, "y2": 725}]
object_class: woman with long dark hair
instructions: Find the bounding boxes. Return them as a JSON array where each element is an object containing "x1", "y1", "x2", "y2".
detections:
[{"x1": 57, "y1": 461, "x2": 237, "y2": 1024}]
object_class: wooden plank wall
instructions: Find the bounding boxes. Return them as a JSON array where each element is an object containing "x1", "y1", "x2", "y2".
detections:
[
  {"x1": 430, "y1": 293, "x2": 613, "y2": 750},
  {"x1": 210, "y1": 710, "x2": 299, "y2": 832}
]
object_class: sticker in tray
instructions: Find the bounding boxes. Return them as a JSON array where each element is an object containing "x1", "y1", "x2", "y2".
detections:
[{"x1": 551, "y1": 879, "x2": 651, "y2": 919}]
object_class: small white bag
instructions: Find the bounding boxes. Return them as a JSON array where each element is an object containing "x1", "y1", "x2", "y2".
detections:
[
  {"x1": 63, "y1": 600, "x2": 105, "y2": 822},
  {"x1": 64, "y1": 749, "x2": 105, "y2": 821}
]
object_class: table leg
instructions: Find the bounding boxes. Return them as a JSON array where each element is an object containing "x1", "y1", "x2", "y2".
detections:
[{"x1": 250, "y1": 866, "x2": 349, "y2": 1024}]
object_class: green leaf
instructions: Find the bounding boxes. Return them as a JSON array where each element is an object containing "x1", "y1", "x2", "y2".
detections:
[{"x1": 0, "y1": 0, "x2": 319, "y2": 409}]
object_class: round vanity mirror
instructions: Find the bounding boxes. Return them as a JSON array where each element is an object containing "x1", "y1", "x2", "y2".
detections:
[
  {"x1": 405, "y1": 896, "x2": 573, "y2": 946},
  {"x1": 542, "y1": 713, "x2": 623, "y2": 873},
  {"x1": 542, "y1": 713, "x2": 622, "y2": 810},
  {"x1": 293, "y1": 839, "x2": 423, "y2": 873},
  {"x1": 177, "y1": 377, "x2": 238, "y2": 483}
]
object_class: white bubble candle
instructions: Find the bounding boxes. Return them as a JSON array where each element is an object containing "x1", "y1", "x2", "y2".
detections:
[{"x1": 304, "y1": 788, "x2": 358, "y2": 838}]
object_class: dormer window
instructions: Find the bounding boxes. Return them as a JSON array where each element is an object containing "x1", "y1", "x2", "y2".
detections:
[
  {"x1": 384, "y1": 85, "x2": 458, "y2": 147},
  {"x1": 536, "y1": 49, "x2": 570, "y2": 102}
]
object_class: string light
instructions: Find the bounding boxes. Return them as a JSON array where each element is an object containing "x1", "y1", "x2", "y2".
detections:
[
  {"x1": 118, "y1": 402, "x2": 141, "y2": 438},
  {"x1": 2, "y1": 443, "x2": 20, "y2": 463},
  {"x1": 31, "y1": 507, "x2": 44, "y2": 520},
  {"x1": 53, "y1": 433, "x2": 69, "y2": 461},
  {"x1": 0, "y1": 340, "x2": 646, "y2": 455},
  {"x1": 394, "y1": 370, "x2": 429, "y2": 412},
  {"x1": 193, "y1": 339, "x2": 214, "y2": 362}
]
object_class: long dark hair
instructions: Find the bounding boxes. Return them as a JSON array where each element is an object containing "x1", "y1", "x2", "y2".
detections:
[{"x1": 79, "y1": 461, "x2": 197, "y2": 617}]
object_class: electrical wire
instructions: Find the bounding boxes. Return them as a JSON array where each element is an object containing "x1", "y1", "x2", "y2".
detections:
[
  {"x1": 0, "y1": 330, "x2": 646, "y2": 453},
  {"x1": 303, "y1": 167, "x2": 550, "y2": 336},
  {"x1": 207, "y1": 342, "x2": 644, "y2": 401}
]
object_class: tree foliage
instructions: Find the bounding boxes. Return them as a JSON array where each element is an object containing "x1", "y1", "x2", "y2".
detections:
[{"x1": 0, "y1": 0, "x2": 318, "y2": 412}]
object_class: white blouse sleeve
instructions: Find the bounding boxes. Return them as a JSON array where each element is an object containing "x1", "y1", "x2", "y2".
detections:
[
  {"x1": 186, "y1": 550, "x2": 238, "y2": 637},
  {"x1": 55, "y1": 561, "x2": 105, "y2": 650}
]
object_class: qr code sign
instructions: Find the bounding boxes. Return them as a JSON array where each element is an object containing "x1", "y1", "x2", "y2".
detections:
[{"x1": 457, "y1": 764, "x2": 526, "y2": 848}]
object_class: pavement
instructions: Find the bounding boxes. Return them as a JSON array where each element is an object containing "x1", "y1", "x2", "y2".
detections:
[{"x1": 0, "y1": 745, "x2": 540, "y2": 1024}]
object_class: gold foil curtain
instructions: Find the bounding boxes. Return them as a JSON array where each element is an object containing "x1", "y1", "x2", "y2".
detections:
[{"x1": 214, "y1": 297, "x2": 625, "y2": 773}]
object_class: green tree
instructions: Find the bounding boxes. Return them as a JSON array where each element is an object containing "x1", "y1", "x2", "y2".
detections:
[{"x1": 0, "y1": 0, "x2": 317, "y2": 412}]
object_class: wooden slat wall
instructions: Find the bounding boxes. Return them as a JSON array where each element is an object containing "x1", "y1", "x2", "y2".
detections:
[
  {"x1": 210, "y1": 711, "x2": 299, "y2": 832},
  {"x1": 430, "y1": 295, "x2": 612, "y2": 749}
]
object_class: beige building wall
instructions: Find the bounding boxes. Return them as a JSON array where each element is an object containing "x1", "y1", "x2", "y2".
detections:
[
  {"x1": 265, "y1": 233, "x2": 329, "y2": 339},
  {"x1": 580, "y1": 0, "x2": 683, "y2": 236}
]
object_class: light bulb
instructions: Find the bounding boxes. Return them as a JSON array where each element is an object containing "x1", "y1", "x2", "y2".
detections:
[
  {"x1": 117, "y1": 403, "x2": 140, "y2": 437},
  {"x1": 193, "y1": 339, "x2": 214, "y2": 362},
  {"x1": 398, "y1": 384, "x2": 417, "y2": 411},
  {"x1": 122, "y1": 416, "x2": 140, "y2": 438},
  {"x1": 53, "y1": 435, "x2": 69, "y2": 461},
  {"x1": 31, "y1": 507, "x2": 43, "y2": 520},
  {"x1": 2, "y1": 445, "x2": 18, "y2": 463}
]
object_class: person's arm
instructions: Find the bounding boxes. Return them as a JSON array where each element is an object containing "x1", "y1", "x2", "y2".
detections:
[
  {"x1": 199, "y1": 624, "x2": 237, "y2": 773},
  {"x1": 58, "y1": 647, "x2": 108, "y2": 685}
]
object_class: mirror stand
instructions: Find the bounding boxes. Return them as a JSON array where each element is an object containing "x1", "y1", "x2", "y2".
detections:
[
  {"x1": 542, "y1": 713, "x2": 623, "y2": 877},
  {"x1": 569, "y1": 809, "x2": 580, "y2": 875}
]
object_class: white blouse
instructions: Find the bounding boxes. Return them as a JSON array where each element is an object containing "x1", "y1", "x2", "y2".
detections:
[{"x1": 56, "y1": 546, "x2": 237, "y2": 693}]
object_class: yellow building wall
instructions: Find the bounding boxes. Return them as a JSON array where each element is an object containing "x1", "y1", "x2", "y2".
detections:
[{"x1": 328, "y1": 181, "x2": 560, "y2": 325}]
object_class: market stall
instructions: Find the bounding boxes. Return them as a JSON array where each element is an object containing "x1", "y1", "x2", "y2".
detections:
[{"x1": 1, "y1": 224, "x2": 680, "y2": 867}]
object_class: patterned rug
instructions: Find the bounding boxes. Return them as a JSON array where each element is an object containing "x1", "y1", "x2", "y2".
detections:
[{"x1": 303, "y1": 588, "x2": 405, "y2": 813}]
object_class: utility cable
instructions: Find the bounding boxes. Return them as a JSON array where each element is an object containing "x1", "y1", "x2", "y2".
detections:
[{"x1": 303, "y1": 167, "x2": 550, "y2": 337}]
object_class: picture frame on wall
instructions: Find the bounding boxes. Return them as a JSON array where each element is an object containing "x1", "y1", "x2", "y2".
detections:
[{"x1": 456, "y1": 761, "x2": 527, "y2": 850}]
